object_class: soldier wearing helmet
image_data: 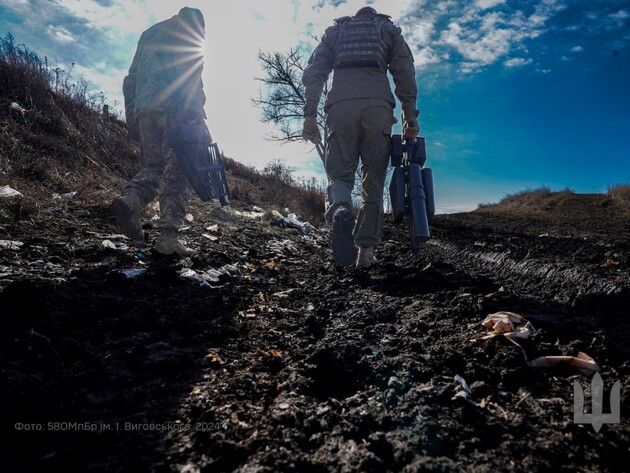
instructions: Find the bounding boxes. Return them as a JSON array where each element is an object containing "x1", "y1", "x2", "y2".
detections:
[
  {"x1": 302, "y1": 6, "x2": 419, "y2": 268},
  {"x1": 112, "y1": 7, "x2": 206, "y2": 256}
]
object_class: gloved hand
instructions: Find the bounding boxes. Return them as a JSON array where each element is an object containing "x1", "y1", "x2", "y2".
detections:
[
  {"x1": 403, "y1": 117, "x2": 420, "y2": 140},
  {"x1": 302, "y1": 116, "x2": 321, "y2": 144}
]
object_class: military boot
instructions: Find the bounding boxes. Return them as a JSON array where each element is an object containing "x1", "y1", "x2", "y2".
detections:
[
  {"x1": 330, "y1": 206, "x2": 357, "y2": 266},
  {"x1": 111, "y1": 194, "x2": 144, "y2": 243},
  {"x1": 155, "y1": 229, "x2": 195, "y2": 256}
]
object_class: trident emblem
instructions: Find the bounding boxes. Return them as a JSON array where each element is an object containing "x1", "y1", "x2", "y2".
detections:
[{"x1": 574, "y1": 372, "x2": 621, "y2": 433}]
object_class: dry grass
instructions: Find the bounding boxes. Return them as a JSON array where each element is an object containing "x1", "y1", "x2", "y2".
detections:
[
  {"x1": 607, "y1": 184, "x2": 630, "y2": 206},
  {"x1": 501, "y1": 186, "x2": 575, "y2": 205},
  {"x1": 477, "y1": 186, "x2": 574, "y2": 212},
  {"x1": 475, "y1": 182, "x2": 630, "y2": 222}
]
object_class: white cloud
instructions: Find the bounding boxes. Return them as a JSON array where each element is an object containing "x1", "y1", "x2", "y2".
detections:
[
  {"x1": 475, "y1": 0, "x2": 506, "y2": 11},
  {"x1": 570, "y1": 45, "x2": 583, "y2": 52},
  {"x1": 578, "y1": 7, "x2": 630, "y2": 36},
  {"x1": 527, "y1": 14, "x2": 547, "y2": 27},
  {"x1": 440, "y1": 21, "x2": 513, "y2": 65},
  {"x1": 413, "y1": 46, "x2": 442, "y2": 69},
  {"x1": 432, "y1": 0, "x2": 566, "y2": 73},
  {"x1": 479, "y1": 12, "x2": 502, "y2": 31},
  {"x1": 606, "y1": 9, "x2": 629, "y2": 30},
  {"x1": 48, "y1": 26, "x2": 74, "y2": 43},
  {"x1": 58, "y1": 0, "x2": 152, "y2": 36},
  {"x1": 504, "y1": 57, "x2": 533, "y2": 68},
  {"x1": 460, "y1": 62, "x2": 479, "y2": 74},
  {"x1": 402, "y1": 18, "x2": 435, "y2": 48},
  {"x1": 609, "y1": 10, "x2": 629, "y2": 21}
]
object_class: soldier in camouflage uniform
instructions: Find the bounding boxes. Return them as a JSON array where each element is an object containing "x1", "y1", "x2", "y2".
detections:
[
  {"x1": 111, "y1": 7, "x2": 206, "y2": 256},
  {"x1": 302, "y1": 6, "x2": 419, "y2": 268}
]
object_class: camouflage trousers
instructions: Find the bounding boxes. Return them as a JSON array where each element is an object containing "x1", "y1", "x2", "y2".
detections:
[
  {"x1": 324, "y1": 98, "x2": 394, "y2": 248},
  {"x1": 120, "y1": 111, "x2": 191, "y2": 232}
]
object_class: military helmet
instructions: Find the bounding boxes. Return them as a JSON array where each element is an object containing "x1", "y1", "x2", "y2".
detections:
[
  {"x1": 355, "y1": 6, "x2": 377, "y2": 16},
  {"x1": 178, "y1": 7, "x2": 205, "y2": 34}
]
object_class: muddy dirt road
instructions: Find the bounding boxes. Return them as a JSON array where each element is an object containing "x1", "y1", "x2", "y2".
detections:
[{"x1": 1, "y1": 195, "x2": 628, "y2": 472}]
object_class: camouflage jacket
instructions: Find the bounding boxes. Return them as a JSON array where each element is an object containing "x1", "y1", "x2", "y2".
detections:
[{"x1": 123, "y1": 13, "x2": 206, "y2": 124}]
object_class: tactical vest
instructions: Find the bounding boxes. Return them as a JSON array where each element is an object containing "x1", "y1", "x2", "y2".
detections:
[{"x1": 334, "y1": 15, "x2": 388, "y2": 70}]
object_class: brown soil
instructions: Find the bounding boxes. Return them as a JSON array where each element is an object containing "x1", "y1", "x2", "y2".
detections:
[{"x1": 0, "y1": 187, "x2": 628, "y2": 473}]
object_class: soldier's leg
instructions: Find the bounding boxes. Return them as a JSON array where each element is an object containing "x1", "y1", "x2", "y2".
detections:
[
  {"x1": 112, "y1": 112, "x2": 166, "y2": 242},
  {"x1": 158, "y1": 160, "x2": 190, "y2": 232},
  {"x1": 354, "y1": 103, "x2": 393, "y2": 249},
  {"x1": 155, "y1": 165, "x2": 194, "y2": 257},
  {"x1": 158, "y1": 149, "x2": 191, "y2": 233},
  {"x1": 323, "y1": 100, "x2": 363, "y2": 223},
  {"x1": 324, "y1": 100, "x2": 365, "y2": 265},
  {"x1": 121, "y1": 112, "x2": 166, "y2": 205},
  {"x1": 155, "y1": 114, "x2": 194, "y2": 256}
]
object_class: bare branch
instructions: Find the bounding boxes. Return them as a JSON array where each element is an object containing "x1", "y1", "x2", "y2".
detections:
[{"x1": 253, "y1": 48, "x2": 328, "y2": 162}]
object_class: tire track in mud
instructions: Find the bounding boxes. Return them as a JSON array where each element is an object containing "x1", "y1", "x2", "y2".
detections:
[
  {"x1": 428, "y1": 238, "x2": 629, "y2": 308},
  {"x1": 422, "y1": 223, "x2": 630, "y2": 355}
]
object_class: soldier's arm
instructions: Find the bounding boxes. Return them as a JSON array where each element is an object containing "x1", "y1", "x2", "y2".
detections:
[
  {"x1": 387, "y1": 25, "x2": 418, "y2": 119},
  {"x1": 302, "y1": 29, "x2": 335, "y2": 117}
]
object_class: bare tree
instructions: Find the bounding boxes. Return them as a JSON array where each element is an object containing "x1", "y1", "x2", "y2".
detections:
[{"x1": 253, "y1": 48, "x2": 328, "y2": 162}]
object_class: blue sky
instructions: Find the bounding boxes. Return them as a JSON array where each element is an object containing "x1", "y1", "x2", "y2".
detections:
[{"x1": 1, "y1": 0, "x2": 628, "y2": 213}]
